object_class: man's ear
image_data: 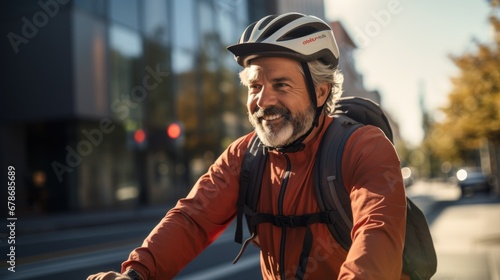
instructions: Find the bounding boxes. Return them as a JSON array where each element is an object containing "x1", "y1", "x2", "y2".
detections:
[{"x1": 315, "y1": 82, "x2": 331, "y2": 107}]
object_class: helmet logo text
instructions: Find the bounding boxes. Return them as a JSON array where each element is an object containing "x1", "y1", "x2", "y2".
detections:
[{"x1": 302, "y1": 34, "x2": 326, "y2": 45}]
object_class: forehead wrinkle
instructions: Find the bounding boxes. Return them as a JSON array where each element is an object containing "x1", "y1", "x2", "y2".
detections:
[
  {"x1": 243, "y1": 58, "x2": 303, "y2": 86},
  {"x1": 271, "y1": 77, "x2": 293, "y2": 83},
  {"x1": 248, "y1": 68, "x2": 293, "y2": 83}
]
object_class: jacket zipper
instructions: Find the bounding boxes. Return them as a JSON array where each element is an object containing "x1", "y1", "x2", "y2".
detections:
[{"x1": 278, "y1": 153, "x2": 292, "y2": 279}]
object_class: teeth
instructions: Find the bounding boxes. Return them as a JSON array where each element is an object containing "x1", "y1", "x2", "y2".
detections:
[{"x1": 263, "y1": 115, "x2": 281, "y2": 121}]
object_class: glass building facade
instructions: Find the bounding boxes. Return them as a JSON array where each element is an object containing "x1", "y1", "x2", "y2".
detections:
[{"x1": 0, "y1": 0, "x2": 271, "y2": 214}]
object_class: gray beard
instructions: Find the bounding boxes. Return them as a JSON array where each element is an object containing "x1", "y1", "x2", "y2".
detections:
[{"x1": 248, "y1": 105, "x2": 315, "y2": 148}]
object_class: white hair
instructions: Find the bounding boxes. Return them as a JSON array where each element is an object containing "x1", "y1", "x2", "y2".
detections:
[{"x1": 302, "y1": 60, "x2": 343, "y2": 116}]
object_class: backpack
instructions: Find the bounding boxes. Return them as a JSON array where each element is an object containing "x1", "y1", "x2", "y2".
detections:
[{"x1": 233, "y1": 96, "x2": 437, "y2": 280}]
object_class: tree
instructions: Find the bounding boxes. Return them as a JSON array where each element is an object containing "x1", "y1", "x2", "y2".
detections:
[{"x1": 425, "y1": 1, "x2": 500, "y2": 191}]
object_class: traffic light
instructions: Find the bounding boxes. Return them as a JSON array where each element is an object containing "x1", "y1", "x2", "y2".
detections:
[
  {"x1": 166, "y1": 123, "x2": 182, "y2": 139},
  {"x1": 127, "y1": 128, "x2": 148, "y2": 150},
  {"x1": 165, "y1": 122, "x2": 184, "y2": 156},
  {"x1": 134, "y1": 129, "x2": 146, "y2": 144}
]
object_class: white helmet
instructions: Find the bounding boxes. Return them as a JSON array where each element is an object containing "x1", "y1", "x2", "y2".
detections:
[{"x1": 227, "y1": 12, "x2": 339, "y2": 68}]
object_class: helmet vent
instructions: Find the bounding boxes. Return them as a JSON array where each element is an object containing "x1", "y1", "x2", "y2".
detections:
[
  {"x1": 242, "y1": 22, "x2": 257, "y2": 42},
  {"x1": 257, "y1": 15, "x2": 277, "y2": 30},
  {"x1": 257, "y1": 13, "x2": 303, "y2": 41},
  {"x1": 278, "y1": 23, "x2": 330, "y2": 41}
]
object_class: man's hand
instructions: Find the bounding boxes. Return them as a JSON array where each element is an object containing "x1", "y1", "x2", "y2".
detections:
[{"x1": 87, "y1": 271, "x2": 131, "y2": 280}]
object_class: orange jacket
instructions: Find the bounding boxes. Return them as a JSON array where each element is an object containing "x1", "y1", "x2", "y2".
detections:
[{"x1": 122, "y1": 116, "x2": 409, "y2": 279}]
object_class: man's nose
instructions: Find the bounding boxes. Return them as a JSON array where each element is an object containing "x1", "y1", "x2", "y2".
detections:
[{"x1": 256, "y1": 87, "x2": 278, "y2": 108}]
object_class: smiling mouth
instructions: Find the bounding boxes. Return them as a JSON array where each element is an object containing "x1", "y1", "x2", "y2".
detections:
[
  {"x1": 261, "y1": 114, "x2": 283, "y2": 122},
  {"x1": 253, "y1": 106, "x2": 289, "y2": 125}
]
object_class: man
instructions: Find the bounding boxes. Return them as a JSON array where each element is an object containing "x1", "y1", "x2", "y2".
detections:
[{"x1": 88, "y1": 12, "x2": 408, "y2": 280}]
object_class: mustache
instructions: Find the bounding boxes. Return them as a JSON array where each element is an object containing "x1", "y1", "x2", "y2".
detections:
[{"x1": 252, "y1": 106, "x2": 290, "y2": 119}]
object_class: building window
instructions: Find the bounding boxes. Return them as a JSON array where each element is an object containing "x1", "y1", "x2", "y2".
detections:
[
  {"x1": 109, "y1": 0, "x2": 140, "y2": 30},
  {"x1": 74, "y1": 0, "x2": 106, "y2": 17},
  {"x1": 143, "y1": 0, "x2": 169, "y2": 45},
  {"x1": 109, "y1": 23, "x2": 143, "y2": 124},
  {"x1": 172, "y1": 0, "x2": 197, "y2": 73}
]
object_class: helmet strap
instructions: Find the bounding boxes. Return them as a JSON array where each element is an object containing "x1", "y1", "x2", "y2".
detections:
[
  {"x1": 272, "y1": 62, "x2": 323, "y2": 153},
  {"x1": 300, "y1": 62, "x2": 323, "y2": 127}
]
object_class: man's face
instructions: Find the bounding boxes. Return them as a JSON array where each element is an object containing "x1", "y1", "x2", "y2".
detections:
[{"x1": 244, "y1": 57, "x2": 315, "y2": 148}]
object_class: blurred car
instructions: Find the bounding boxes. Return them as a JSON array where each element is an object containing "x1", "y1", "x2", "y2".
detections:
[
  {"x1": 456, "y1": 169, "x2": 493, "y2": 197},
  {"x1": 401, "y1": 167, "x2": 414, "y2": 187}
]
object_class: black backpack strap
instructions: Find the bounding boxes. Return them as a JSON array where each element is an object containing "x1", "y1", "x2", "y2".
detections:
[
  {"x1": 316, "y1": 97, "x2": 391, "y2": 250},
  {"x1": 233, "y1": 134, "x2": 267, "y2": 264},
  {"x1": 249, "y1": 212, "x2": 331, "y2": 228},
  {"x1": 294, "y1": 115, "x2": 363, "y2": 279},
  {"x1": 248, "y1": 211, "x2": 334, "y2": 280},
  {"x1": 316, "y1": 114, "x2": 437, "y2": 279},
  {"x1": 313, "y1": 115, "x2": 362, "y2": 250}
]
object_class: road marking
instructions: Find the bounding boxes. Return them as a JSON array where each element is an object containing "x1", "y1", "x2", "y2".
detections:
[
  {"x1": 17, "y1": 222, "x2": 154, "y2": 245},
  {"x1": 175, "y1": 253, "x2": 260, "y2": 280},
  {"x1": 0, "y1": 245, "x2": 134, "y2": 280},
  {"x1": 15, "y1": 237, "x2": 142, "y2": 265}
]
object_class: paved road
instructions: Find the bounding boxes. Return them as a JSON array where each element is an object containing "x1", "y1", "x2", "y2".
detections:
[{"x1": 0, "y1": 217, "x2": 261, "y2": 280}]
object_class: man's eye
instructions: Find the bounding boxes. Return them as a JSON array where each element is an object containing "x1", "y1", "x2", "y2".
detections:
[
  {"x1": 249, "y1": 84, "x2": 262, "y2": 91},
  {"x1": 274, "y1": 83, "x2": 288, "y2": 89}
]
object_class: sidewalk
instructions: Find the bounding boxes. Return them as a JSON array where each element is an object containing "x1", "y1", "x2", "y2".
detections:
[
  {"x1": 15, "y1": 204, "x2": 172, "y2": 235},
  {"x1": 431, "y1": 195, "x2": 500, "y2": 280},
  {"x1": 406, "y1": 181, "x2": 500, "y2": 279},
  {"x1": 407, "y1": 181, "x2": 500, "y2": 280}
]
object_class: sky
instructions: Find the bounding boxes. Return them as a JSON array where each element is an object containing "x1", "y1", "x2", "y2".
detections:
[{"x1": 324, "y1": 0, "x2": 493, "y2": 147}]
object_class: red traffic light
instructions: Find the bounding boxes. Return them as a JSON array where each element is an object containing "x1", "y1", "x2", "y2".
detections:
[
  {"x1": 134, "y1": 129, "x2": 146, "y2": 144},
  {"x1": 167, "y1": 123, "x2": 182, "y2": 139}
]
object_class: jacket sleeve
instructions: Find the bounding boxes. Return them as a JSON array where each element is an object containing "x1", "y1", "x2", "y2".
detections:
[
  {"x1": 121, "y1": 135, "x2": 251, "y2": 279},
  {"x1": 338, "y1": 126, "x2": 407, "y2": 280}
]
